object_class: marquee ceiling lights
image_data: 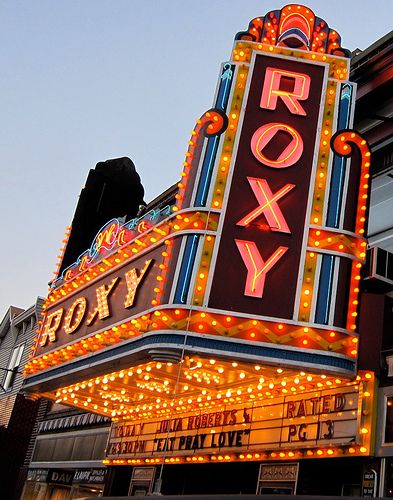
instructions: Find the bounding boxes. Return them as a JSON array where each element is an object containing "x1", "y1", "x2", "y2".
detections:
[{"x1": 48, "y1": 356, "x2": 369, "y2": 421}]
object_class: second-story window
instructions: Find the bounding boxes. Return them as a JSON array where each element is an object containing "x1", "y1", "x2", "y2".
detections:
[{"x1": 2, "y1": 344, "x2": 24, "y2": 391}]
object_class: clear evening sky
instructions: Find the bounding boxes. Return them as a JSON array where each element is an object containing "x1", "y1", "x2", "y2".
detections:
[{"x1": 1, "y1": 0, "x2": 392, "y2": 315}]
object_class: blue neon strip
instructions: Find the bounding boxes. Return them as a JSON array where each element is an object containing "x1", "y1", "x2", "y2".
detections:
[
  {"x1": 217, "y1": 63, "x2": 234, "y2": 110},
  {"x1": 194, "y1": 64, "x2": 233, "y2": 207},
  {"x1": 174, "y1": 235, "x2": 200, "y2": 304},
  {"x1": 338, "y1": 84, "x2": 352, "y2": 130},
  {"x1": 326, "y1": 84, "x2": 352, "y2": 228},
  {"x1": 315, "y1": 255, "x2": 335, "y2": 325},
  {"x1": 326, "y1": 155, "x2": 346, "y2": 228},
  {"x1": 24, "y1": 332, "x2": 355, "y2": 389},
  {"x1": 195, "y1": 136, "x2": 219, "y2": 206},
  {"x1": 318, "y1": 84, "x2": 353, "y2": 325}
]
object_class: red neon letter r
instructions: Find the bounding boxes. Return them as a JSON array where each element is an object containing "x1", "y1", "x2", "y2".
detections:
[{"x1": 260, "y1": 67, "x2": 311, "y2": 116}]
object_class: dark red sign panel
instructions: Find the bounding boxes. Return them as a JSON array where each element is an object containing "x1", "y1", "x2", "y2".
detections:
[
  {"x1": 36, "y1": 246, "x2": 165, "y2": 356},
  {"x1": 209, "y1": 54, "x2": 325, "y2": 318}
]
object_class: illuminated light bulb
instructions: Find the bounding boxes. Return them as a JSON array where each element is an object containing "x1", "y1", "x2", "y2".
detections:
[{"x1": 360, "y1": 447, "x2": 367, "y2": 453}]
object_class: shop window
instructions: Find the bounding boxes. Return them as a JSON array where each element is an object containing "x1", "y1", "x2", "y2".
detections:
[
  {"x1": 73, "y1": 485, "x2": 104, "y2": 498},
  {"x1": 21, "y1": 481, "x2": 47, "y2": 500},
  {"x1": 72, "y1": 435, "x2": 96, "y2": 461},
  {"x1": 71, "y1": 433, "x2": 107, "y2": 460},
  {"x1": 385, "y1": 396, "x2": 393, "y2": 443},
  {"x1": 33, "y1": 438, "x2": 56, "y2": 462},
  {"x1": 3, "y1": 344, "x2": 24, "y2": 391},
  {"x1": 52, "y1": 436, "x2": 75, "y2": 461},
  {"x1": 32, "y1": 431, "x2": 108, "y2": 463},
  {"x1": 46, "y1": 485, "x2": 70, "y2": 500},
  {"x1": 92, "y1": 432, "x2": 107, "y2": 460},
  {"x1": 384, "y1": 458, "x2": 393, "y2": 496}
]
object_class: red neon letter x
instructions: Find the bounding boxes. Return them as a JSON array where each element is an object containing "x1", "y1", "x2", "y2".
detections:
[
  {"x1": 237, "y1": 177, "x2": 295, "y2": 233},
  {"x1": 260, "y1": 67, "x2": 311, "y2": 116},
  {"x1": 235, "y1": 240, "x2": 288, "y2": 298}
]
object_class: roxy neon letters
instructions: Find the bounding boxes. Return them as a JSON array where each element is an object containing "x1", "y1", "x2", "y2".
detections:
[
  {"x1": 40, "y1": 260, "x2": 153, "y2": 346},
  {"x1": 237, "y1": 65, "x2": 311, "y2": 298}
]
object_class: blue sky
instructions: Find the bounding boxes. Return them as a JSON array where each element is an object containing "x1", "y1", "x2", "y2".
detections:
[{"x1": 1, "y1": 0, "x2": 392, "y2": 315}]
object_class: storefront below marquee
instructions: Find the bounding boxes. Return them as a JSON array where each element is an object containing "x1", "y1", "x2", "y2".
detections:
[
  {"x1": 20, "y1": 408, "x2": 110, "y2": 500},
  {"x1": 105, "y1": 458, "x2": 378, "y2": 497},
  {"x1": 21, "y1": 467, "x2": 106, "y2": 500},
  {"x1": 24, "y1": 354, "x2": 376, "y2": 497}
]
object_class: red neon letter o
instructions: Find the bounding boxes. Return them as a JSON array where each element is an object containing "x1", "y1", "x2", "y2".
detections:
[{"x1": 251, "y1": 122, "x2": 303, "y2": 168}]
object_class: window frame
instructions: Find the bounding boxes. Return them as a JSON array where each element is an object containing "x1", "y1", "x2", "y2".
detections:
[{"x1": 2, "y1": 343, "x2": 25, "y2": 391}]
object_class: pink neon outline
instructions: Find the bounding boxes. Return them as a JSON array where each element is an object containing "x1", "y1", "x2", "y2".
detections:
[
  {"x1": 237, "y1": 177, "x2": 295, "y2": 232},
  {"x1": 260, "y1": 67, "x2": 311, "y2": 116},
  {"x1": 235, "y1": 240, "x2": 288, "y2": 298},
  {"x1": 251, "y1": 122, "x2": 304, "y2": 168}
]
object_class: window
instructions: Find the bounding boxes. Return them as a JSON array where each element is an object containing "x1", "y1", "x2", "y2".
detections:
[
  {"x1": 32, "y1": 432, "x2": 108, "y2": 462},
  {"x1": 385, "y1": 396, "x2": 393, "y2": 443},
  {"x1": 368, "y1": 170, "x2": 393, "y2": 253},
  {"x1": 3, "y1": 344, "x2": 24, "y2": 391}
]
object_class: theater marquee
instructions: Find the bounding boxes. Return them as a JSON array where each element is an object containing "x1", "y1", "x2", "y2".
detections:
[
  {"x1": 105, "y1": 377, "x2": 373, "y2": 463},
  {"x1": 25, "y1": 3, "x2": 374, "y2": 465}
]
